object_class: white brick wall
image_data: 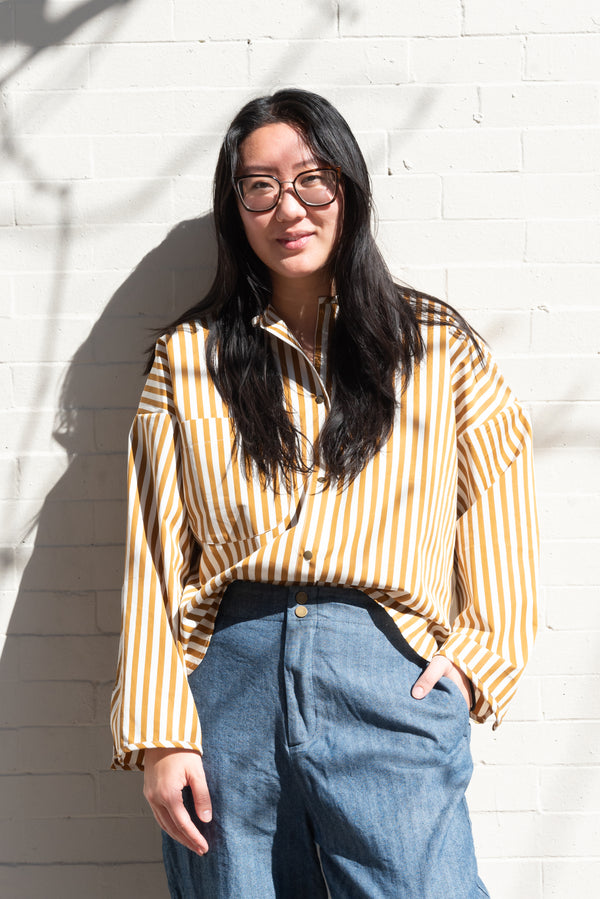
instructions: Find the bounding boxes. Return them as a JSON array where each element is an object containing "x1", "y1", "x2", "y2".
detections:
[{"x1": 1, "y1": 2, "x2": 598, "y2": 896}]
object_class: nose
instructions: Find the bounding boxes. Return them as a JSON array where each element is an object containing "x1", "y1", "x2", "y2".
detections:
[{"x1": 275, "y1": 184, "x2": 306, "y2": 222}]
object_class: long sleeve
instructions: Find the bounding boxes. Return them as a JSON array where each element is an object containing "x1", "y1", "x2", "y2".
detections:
[
  {"x1": 438, "y1": 335, "x2": 539, "y2": 726},
  {"x1": 110, "y1": 339, "x2": 202, "y2": 770}
]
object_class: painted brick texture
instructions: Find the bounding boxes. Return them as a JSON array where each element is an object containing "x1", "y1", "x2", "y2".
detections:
[{"x1": 1, "y1": 1, "x2": 598, "y2": 896}]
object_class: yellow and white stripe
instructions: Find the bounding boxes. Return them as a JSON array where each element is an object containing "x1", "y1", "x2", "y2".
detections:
[{"x1": 111, "y1": 298, "x2": 538, "y2": 769}]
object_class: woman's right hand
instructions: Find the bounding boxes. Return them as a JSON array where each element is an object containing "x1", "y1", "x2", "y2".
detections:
[{"x1": 143, "y1": 747, "x2": 212, "y2": 855}]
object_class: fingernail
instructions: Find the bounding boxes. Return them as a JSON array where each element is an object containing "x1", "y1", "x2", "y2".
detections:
[
  {"x1": 412, "y1": 685, "x2": 425, "y2": 699},
  {"x1": 200, "y1": 809, "x2": 212, "y2": 823}
]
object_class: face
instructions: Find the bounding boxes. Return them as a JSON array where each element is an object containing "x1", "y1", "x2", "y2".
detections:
[{"x1": 235, "y1": 122, "x2": 342, "y2": 296}]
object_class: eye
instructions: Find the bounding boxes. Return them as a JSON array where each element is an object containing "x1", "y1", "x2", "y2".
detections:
[
  {"x1": 298, "y1": 172, "x2": 326, "y2": 188},
  {"x1": 245, "y1": 177, "x2": 277, "y2": 194}
]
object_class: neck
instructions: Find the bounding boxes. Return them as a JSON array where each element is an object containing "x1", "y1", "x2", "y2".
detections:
[{"x1": 270, "y1": 274, "x2": 333, "y2": 356}]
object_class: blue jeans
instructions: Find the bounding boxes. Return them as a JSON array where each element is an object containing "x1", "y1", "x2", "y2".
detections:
[{"x1": 162, "y1": 582, "x2": 489, "y2": 898}]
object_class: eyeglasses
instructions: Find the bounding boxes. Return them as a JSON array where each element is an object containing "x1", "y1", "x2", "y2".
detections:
[{"x1": 234, "y1": 167, "x2": 341, "y2": 212}]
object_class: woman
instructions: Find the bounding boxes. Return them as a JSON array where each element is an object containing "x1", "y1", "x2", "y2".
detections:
[{"x1": 111, "y1": 89, "x2": 537, "y2": 898}]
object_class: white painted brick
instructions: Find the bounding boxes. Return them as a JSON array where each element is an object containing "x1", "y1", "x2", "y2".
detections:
[
  {"x1": 0, "y1": 815, "x2": 161, "y2": 864},
  {"x1": 175, "y1": 1, "x2": 338, "y2": 41},
  {"x1": 14, "y1": 178, "x2": 173, "y2": 226},
  {"x1": 3, "y1": 318, "x2": 93, "y2": 364},
  {"x1": 15, "y1": 725, "x2": 110, "y2": 774},
  {"x1": 15, "y1": 543, "x2": 123, "y2": 593},
  {"x1": 172, "y1": 176, "x2": 215, "y2": 220},
  {"x1": 0, "y1": 135, "x2": 93, "y2": 182},
  {"x1": 0, "y1": 680, "x2": 93, "y2": 726},
  {"x1": 333, "y1": 85, "x2": 480, "y2": 131},
  {"x1": 6, "y1": 43, "x2": 89, "y2": 90},
  {"x1": 531, "y1": 308, "x2": 600, "y2": 353},
  {"x1": 481, "y1": 84, "x2": 600, "y2": 127},
  {"x1": 15, "y1": 452, "x2": 68, "y2": 501},
  {"x1": 378, "y1": 221, "x2": 525, "y2": 268},
  {"x1": 543, "y1": 860, "x2": 600, "y2": 898},
  {"x1": 11, "y1": 362, "x2": 140, "y2": 410},
  {"x1": 92, "y1": 133, "x2": 221, "y2": 180},
  {"x1": 365, "y1": 40, "x2": 411, "y2": 85},
  {"x1": 503, "y1": 675, "x2": 542, "y2": 721},
  {"x1": 355, "y1": 132, "x2": 389, "y2": 176},
  {"x1": 523, "y1": 127, "x2": 600, "y2": 172},
  {"x1": 95, "y1": 770, "x2": 148, "y2": 816},
  {"x1": 0, "y1": 459, "x2": 19, "y2": 500},
  {"x1": 0, "y1": 225, "x2": 94, "y2": 272},
  {"x1": 96, "y1": 590, "x2": 121, "y2": 635},
  {"x1": 389, "y1": 129, "x2": 521, "y2": 174},
  {"x1": 546, "y1": 586, "x2": 600, "y2": 629},
  {"x1": 530, "y1": 447, "x2": 600, "y2": 494},
  {"x1": 530, "y1": 402, "x2": 600, "y2": 448},
  {"x1": 527, "y1": 221, "x2": 600, "y2": 264},
  {"x1": 471, "y1": 722, "x2": 600, "y2": 766},
  {"x1": 467, "y1": 764, "x2": 539, "y2": 812},
  {"x1": 14, "y1": 88, "x2": 253, "y2": 137},
  {"x1": 474, "y1": 810, "x2": 600, "y2": 858},
  {"x1": 90, "y1": 41, "x2": 248, "y2": 89},
  {"x1": 526, "y1": 33, "x2": 600, "y2": 80},
  {"x1": 443, "y1": 173, "x2": 600, "y2": 220},
  {"x1": 0, "y1": 773, "x2": 94, "y2": 818},
  {"x1": 389, "y1": 267, "x2": 447, "y2": 300},
  {"x1": 541, "y1": 766, "x2": 600, "y2": 812},
  {"x1": 249, "y1": 39, "x2": 410, "y2": 87},
  {"x1": 5, "y1": 591, "x2": 97, "y2": 635},
  {"x1": 470, "y1": 810, "x2": 542, "y2": 857},
  {"x1": 449, "y1": 265, "x2": 600, "y2": 311},
  {"x1": 540, "y1": 539, "x2": 600, "y2": 584},
  {"x1": 0, "y1": 729, "x2": 19, "y2": 774},
  {"x1": 0, "y1": 500, "x2": 44, "y2": 546},
  {"x1": 538, "y1": 494, "x2": 600, "y2": 539},
  {"x1": 542, "y1": 676, "x2": 600, "y2": 719},
  {"x1": 0, "y1": 184, "x2": 15, "y2": 225},
  {"x1": 457, "y1": 309, "x2": 532, "y2": 355},
  {"x1": 339, "y1": 0, "x2": 461, "y2": 37},
  {"x1": 540, "y1": 812, "x2": 600, "y2": 857},
  {"x1": 463, "y1": 1, "x2": 600, "y2": 35},
  {"x1": 99, "y1": 863, "x2": 168, "y2": 898},
  {"x1": 15, "y1": 0, "x2": 173, "y2": 45},
  {"x1": 410, "y1": 36, "x2": 522, "y2": 82},
  {"x1": 476, "y1": 860, "x2": 542, "y2": 899},
  {"x1": 94, "y1": 409, "x2": 138, "y2": 453},
  {"x1": 372, "y1": 175, "x2": 441, "y2": 220},
  {"x1": 20, "y1": 635, "x2": 117, "y2": 681},
  {"x1": 499, "y1": 356, "x2": 600, "y2": 403}
]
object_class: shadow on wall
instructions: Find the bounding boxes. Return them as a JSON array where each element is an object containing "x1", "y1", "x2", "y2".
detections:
[
  {"x1": 0, "y1": 0, "x2": 136, "y2": 86},
  {"x1": 1, "y1": 215, "x2": 216, "y2": 888}
]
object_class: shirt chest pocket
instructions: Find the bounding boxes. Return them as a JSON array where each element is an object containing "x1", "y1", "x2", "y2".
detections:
[{"x1": 179, "y1": 417, "x2": 298, "y2": 546}]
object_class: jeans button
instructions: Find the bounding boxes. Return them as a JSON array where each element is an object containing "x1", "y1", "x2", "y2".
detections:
[{"x1": 295, "y1": 605, "x2": 308, "y2": 618}]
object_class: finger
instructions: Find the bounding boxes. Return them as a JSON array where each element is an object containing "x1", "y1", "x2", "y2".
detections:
[
  {"x1": 167, "y1": 794, "x2": 210, "y2": 855},
  {"x1": 411, "y1": 655, "x2": 450, "y2": 700},
  {"x1": 189, "y1": 769, "x2": 213, "y2": 824},
  {"x1": 153, "y1": 802, "x2": 208, "y2": 855}
]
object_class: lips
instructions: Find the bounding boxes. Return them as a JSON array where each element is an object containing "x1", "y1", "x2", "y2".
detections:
[{"x1": 276, "y1": 232, "x2": 313, "y2": 250}]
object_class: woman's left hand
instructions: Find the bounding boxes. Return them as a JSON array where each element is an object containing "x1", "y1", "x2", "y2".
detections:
[{"x1": 411, "y1": 655, "x2": 472, "y2": 708}]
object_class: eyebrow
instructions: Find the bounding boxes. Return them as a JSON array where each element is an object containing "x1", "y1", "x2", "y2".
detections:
[{"x1": 236, "y1": 158, "x2": 320, "y2": 177}]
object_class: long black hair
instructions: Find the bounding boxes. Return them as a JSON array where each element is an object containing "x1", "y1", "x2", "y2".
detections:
[{"x1": 150, "y1": 89, "x2": 480, "y2": 486}]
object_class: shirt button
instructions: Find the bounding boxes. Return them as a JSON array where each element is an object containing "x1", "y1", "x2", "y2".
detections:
[
  {"x1": 296, "y1": 591, "x2": 308, "y2": 603},
  {"x1": 315, "y1": 394, "x2": 324, "y2": 404},
  {"x1": 302, "y1": 550, "x2": 313, "y2": 561},
  {"x1": 316, "y1": 476, "x2": 327, "y2": 483},
  {"x1": 295, "y1": 605, "x2": 308, "y2": 618}
]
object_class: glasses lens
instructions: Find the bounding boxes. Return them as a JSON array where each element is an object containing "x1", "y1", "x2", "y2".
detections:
[
  {"x1": 237, "y1": 175, "x2": 279, "y2": 211},
  {"x1": 295, "y1": 169, "x2": 338, "y2": 205}
]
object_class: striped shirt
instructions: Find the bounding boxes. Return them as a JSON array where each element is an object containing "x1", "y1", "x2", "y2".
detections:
[{"x1": 111, "y1": 298, "x2": 538, "y2": 770}]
